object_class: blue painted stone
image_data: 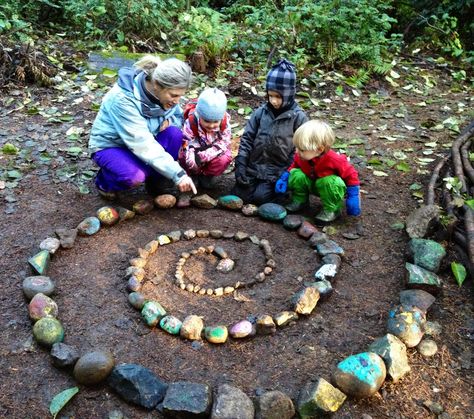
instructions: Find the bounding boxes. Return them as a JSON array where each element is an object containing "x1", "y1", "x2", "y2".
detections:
[
  {"x1": 315, "y1": 240, "x2": 344, "y2": 256},
  {"x1": 141, "y1": 301, "x2": 167, "y2": 327},
  {"x1": 160, "y1": 315, "x2": 182, "y2": 335},
  {"x1": 258, "y1": 203, "x2": 287, "y2": 222},
  {"x1": 387, "y1": 305, "x2": 426, "y2": 347},
  {"x1": 77, "y1": 216, "x2": 101, "y2": 236},
  {"x1": 28, "y1": 250, "x2": 50, "y2": 275},
  {"x1": 408, "y1": 238, "x2": 446, "y2": 273},
  {"x1": 332, "y1": 352, "x2": 386, "y2": 398},
  {"x1": 218, "y1": 195, "x2": 244, "y2": 210}
]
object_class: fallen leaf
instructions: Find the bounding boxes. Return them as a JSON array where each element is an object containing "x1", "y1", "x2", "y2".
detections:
[
  {"x1": 373, "y1": 170, "x2": 389, "y2": 177},
  {"x1": 50, "y1": 387, "x2": 79, "y2": 419}
]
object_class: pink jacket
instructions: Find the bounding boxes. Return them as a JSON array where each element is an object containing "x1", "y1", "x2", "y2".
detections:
[{"x1": 179, "y1": 112, "x2": 232, "y2": 174}]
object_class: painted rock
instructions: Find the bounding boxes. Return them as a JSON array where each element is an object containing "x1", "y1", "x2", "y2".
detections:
[
  {"x1": 256, "y1": 315, "x2": 276, "y2": 335},
  {"x1": 332, "y1": 352, "x2": 386, "y2": 398},
  {"x1": 204, "y1": 325, "x2": 228, "y2": 344},
  {"x1": 258, "y1": 203, "x2": 287, "y2": 221},
  {"x1": 322, "y1": 254, "x2": 342, "y2": 269},
  {"x1": 368, "y1": 334, "x2": 410, "y2": 382},
  {"x1": 141, "y1": 301, "x2": 167, "y2": 327},
  {"x1": 33, "y1": 317, "x2": 64, "y2": 347},
  {"x1": 405, "y1": 262, "x2": 442, "y2": 295},
  {"x1": 229, "y1": 320, "x2": 254, "y2": 338},
  {"x1": 315, "y1": 240, "x2": 344, "y2": 256},
  {"x1": 96, "y1": 206, "x2": 120, "y2": 226},
  {"x1": 387, "y1": 305, "x2": 426, "y2": 348},
  {"x1": 183, "y1": 229, "x2": 196, "y2": 240},
  {"x1": 160, "y1": 315, "x2": 182, "y2": 335},
  {"x1": 213, "y1": 246, "x2": 228, "y2": 259},
  {"x1": 130, "y1": 257, "x2": 147, "y2": 268},
  {"x1": 242, "y1": 204, "x2": 259, "y2": 216},
  {"x1": 297, "y1": 220, "x2": 319, "y2": 239},
  {"x1": 73, "y1": 350, "x2": 115, "y2": 385},
  {"x1": 144, "y1": 240, "x2": 159, "y2": 254},
  {"x1": 304, "y1": 279, "x2": 333, "y2": 301},
  {"x1": 257, "y1": 390, "x2": 295, "y2": 419},
  {"x1": 180, "y1": 315, "x2": 204, "y2": 340},
  {"x1": 128, "y1": 292, "x2": 146, "y2": 310},
  {"x1": 218, "y1": 195, "x2": 244, "y2": 210},
  {"x1": 28, "y1": 293, "x2": 58, "y2": 321},
  {"x1": 133, "y1": 200, "x2": 154, "y2": 215},
  {"x1": 283, "y1": 214, "x2": 304, "y2": 230},
  {"x1": 77, "y1": 216, "x2": 101, "y2": 236},
  {"x1": 292, "y1": 287, "x2": 320, "y2": 315},
  {"x1": 190, "y1": 194, "x2": 217, "y2": 209},
  {"x1": 127, "y1": 276, "x2": 141, "y2": 292},
  {"x1": 154, "y1": 194, "x2": 177, "y2": 209},
  {"x1": 157, "y1": 234, "x2": 171, "y2": 245},
  {"x1": 176, "y1": 194, "x2": 192, "y2": 208},
  {"x1": 297, "y1": 378, "x2": 346, "y2": 417},
  {"x1": 39, "y1": 237, "x2": 60, "y2": 254},
  {"x1": 28, "y1": 250, "x2": 50, "y2": 275},
  {"x1": 167, "y1": 230, "x2": 182, "y2": 242},
  {"x1": 117, "y1": 206, "x2": 135, "y2": 221},
  {"x1": 308, "y1": 231, "x2": 329, "y2": 247},
  {"x1": 216, "y1": 258, "x2": 235, "y2": 273},
  {"x1": 408, "y1": 238, "x2": 446, "y2": 273},
  {"x1": 126, "y1": 267, "x2": 145, "y2": 281},
  {"x1": 314, "y1": 264, "x2": 338, "y2": 281},
  {"x1": 274, "y1": 311, "x2": 298, "y2": 327},
  {"x1": 22, "y1": 276, "x2": 55, "y2": 300}
]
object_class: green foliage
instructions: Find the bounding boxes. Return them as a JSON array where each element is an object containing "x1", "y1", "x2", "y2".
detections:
[
  {"x1": 49, "y1": 387, "x2": 79, "y2": 418},
  {"x1": 174, "y1": 7, "x2": 236, "y2": 64},
  {"x1": 451, "y1": 262, "x2": 467, "y2": 287}
]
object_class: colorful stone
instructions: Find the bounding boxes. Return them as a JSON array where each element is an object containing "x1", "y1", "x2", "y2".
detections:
[
  {"x1": 216, "y1": 258, "x2": 235, "y2": 273},
  {"x1": 157, "y1": 234, "x2": 171, "y2": 245},
  {"x1": 128, "y1": 292, "x2": 146, "y2": 310},
  {"x1": 32, "y1": 317, "x2": 64, "y2": 347},
  {"x1": 133, "y1": 200, "x2": 154, "y2": 215},
  {"x1": 117, "y1": 206, "x2": 135, "y2": 221},
  {"x1": 154, "y1": 194, "x2": 177, "y2": 209},
  {"x1": 292, "y1": 287, "x2": 320, "y2": 315},
  {"x1": 332, "y1": 352, "x2": 386, "y2": 398},
  {"x1": 28, "y1": 250, "x2": 50, "y2": 275},
  {"x1": 297, "y1": 378, "x2": 347, "y2": 416},
  {"x1": 160, "y1": 315, "x2": 182, "y2": 335},
  {"x1": 22, "y1": 276, "x2": 55, "y2": 300},
  {"x1": 77, "y1": 216, "x2": 101, "y2": 236},
  {"x1": 190, "y1": 194, "x2": 217, "y2": 209},
  {"x1": 258, "y1": 203, "x2": 287, "y2": 221},
  {"x1": 39, "y1": 237, "x2": 60, "y2": 254},
  {"x1": 96, "y1": 206, "x2": 120, "y2": 226},
  {"x1": 28, "y1": 293, "x2": 58, "y2": 321},
  {"x1": 368, "y1": 334, "x2": 410, "y2": 382},
  {"x1": 204, "y1": 325, "x2": 228, "y2": 344},
  {"x1": 141, "y1": 301, "x2": 167, "y2": 327},
  {"x1": 217, "y1": 195, "x2": 244, "y2": 210},
  {"x1": 274, "y1": 311, "x2": 299, "y2": 327},
  {"x1": 405, "y1": 262, "x2": 442, "y2": 295},
  {"x1": 229, "y1": 320, "x2": 254, "y2": 338},
  {"x1": 180, "y1": 315, "x2": 204, "y2": 340}
]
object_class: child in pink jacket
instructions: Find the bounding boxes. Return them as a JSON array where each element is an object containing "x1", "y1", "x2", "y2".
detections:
[{"x1": 179, "y1": 88, "x2": 232, "y2": 188}]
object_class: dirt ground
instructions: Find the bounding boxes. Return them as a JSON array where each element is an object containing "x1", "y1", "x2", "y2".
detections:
[{"x1": 0, "y1": 60, "x2": 472, "y2": 418}]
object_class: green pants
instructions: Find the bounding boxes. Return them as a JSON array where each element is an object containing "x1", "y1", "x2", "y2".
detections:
[{"x1": 288, "y1": 169, "x2": 346, "y2": 212}]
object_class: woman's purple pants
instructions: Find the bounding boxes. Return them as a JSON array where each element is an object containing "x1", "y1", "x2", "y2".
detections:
[{"x1": 92, "y1": 126, "x2": 183, "y2": 192}]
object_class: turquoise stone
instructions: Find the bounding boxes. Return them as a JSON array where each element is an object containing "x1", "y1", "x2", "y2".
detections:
[
  {"x1": 204, "y1": 325, "x2": 228, "y2": 343},
  {"x1": 160, "y1": 315, "x2": 182, "y2": 335},
  {"x1": 28, "y1": 250, "x2": 50, "y2": 275},
  {"x1": 77, "y1": 216, "x2": 101, "y2": 236},
  {"x1": 258, "y1": 203, "x2": 287, "y2": 221},
  {"x1": 141, "y1": 301, "x2": 167, "y2": 327},
  {"x1": 408, "y1": 238, "x2": 446, "y2": 273},
  {"x1": 217, "y1": 195, "x2": 244, "y2": 210}
]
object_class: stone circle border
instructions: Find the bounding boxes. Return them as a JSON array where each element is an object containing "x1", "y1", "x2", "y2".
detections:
[{"x1": 23, "y1": 194, "x2": 440, "y2": 415}]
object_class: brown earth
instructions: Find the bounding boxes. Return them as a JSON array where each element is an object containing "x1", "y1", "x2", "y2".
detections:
[{"x1": 0, "y1": 60, "x2": 472, "y2": 418}]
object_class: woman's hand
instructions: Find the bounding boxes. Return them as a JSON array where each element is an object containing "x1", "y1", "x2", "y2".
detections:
[
  {"x1": 159, "y1": 119, "x2": 170, "y2": 132},
  {"x1": 177, "y1": 174, "x2": 197, "y2": 194}
]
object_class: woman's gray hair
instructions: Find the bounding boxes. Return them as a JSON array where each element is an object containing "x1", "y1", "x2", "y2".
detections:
[{"x1": 134, "y1": 55, "x2": 192, "y2": 89}]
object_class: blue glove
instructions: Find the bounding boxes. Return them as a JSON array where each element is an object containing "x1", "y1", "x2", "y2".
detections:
[
  {"x1": 275, "y1": 171, "x2": 290, "y2": 193},
  {"x1": 346, "y1": 185, "x2": 361, "y2": 216}
]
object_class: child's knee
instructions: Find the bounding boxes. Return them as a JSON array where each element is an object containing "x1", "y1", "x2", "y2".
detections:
[
  {"x1": 288, "y1": 168, "x2": 306, "y2": 187},
  {"x1": 118, "y1": 171, "x2": 147, "y2": 189}
]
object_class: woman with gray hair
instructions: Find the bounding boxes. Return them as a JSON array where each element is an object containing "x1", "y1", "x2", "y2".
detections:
[{"x1": 89, "y1": 56, "x2": 197, "y2": 199}]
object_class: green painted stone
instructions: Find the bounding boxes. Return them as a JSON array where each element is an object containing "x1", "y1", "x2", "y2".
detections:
[
  {"x1": 204, "y1": 325, "x2": 228, "y2": 344},
  {"x1": 28, "y1": 250, "x2": 50, "y2": 275},
  {"x1": 258, "y1": 203, "x2": 287, "y2": 221},
  {"x1": 97, "y1": 206, "x2": 120, "y2": 226},
  {"x1": 408, "y1": 238, "x2": 446, "y2": 273},
  {"x1": 218, "y1": 195, "x2": 244, "y2": 210},
  {"x1": 297, "y1": 378, "x2": 347, "y2": 417},
  {"x1": 33, "y1": 317, "x2": 64, "y2": 347},
  {"x1": 141, "y1": 301, "x2": 166, "y2": 327},
  {"x1": 405, "y1": 262, "x2": 442, "y2": 295},
  {"x1": 77, "y1": 216, "x2": 101, "y2": 236},
  {"x1": 160, "y1": 315, "x2": 182, "y2": 335}
]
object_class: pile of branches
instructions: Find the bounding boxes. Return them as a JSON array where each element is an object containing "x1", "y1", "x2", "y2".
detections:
[
  {"x1": 427, "y1": 121, "x2": 474, "y2": 275},
  {"x1": 0, "y1": 40, "x2": 58, "y2": 88}
]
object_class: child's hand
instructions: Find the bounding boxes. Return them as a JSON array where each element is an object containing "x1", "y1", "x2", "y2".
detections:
[
  {"x1": 177, "y1": 174, "x2": 197, "y2": 194},
  {"x1": 346, "y1": 185, "x2": 361, "y2": 216},
  {"x1": 275, "y1": 171, "x2": 289, "y2": 193},
  {"x1": 235, "y1": 165, "x2": 249, "y2": 185}
]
